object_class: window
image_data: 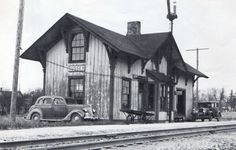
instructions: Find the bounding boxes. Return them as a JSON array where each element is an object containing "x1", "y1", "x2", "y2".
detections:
[
  {"x1": 43, "y1": 98, "x2": 52, "y2": 105},
  {"x1": 69, "y1": 77, "x2": 85, "y2": 104},
  {"x1": 53, "y1": 98, "x2": 65, "y2": 105},
  {"x1": 121, "y1": 78, "x2": 131, "y2": 109},
  {"x1": 69, "y1": 33, "x2": 85, "y2": 62}
]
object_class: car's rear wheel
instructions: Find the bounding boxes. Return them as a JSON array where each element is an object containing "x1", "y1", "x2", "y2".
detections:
[
  {"x1": 209, "y1": 116, "x2": 212, "y2": 121},
  {"x1": 71, "y1": 113, "x2": 82, "y2": 123},
  {"x1": 31, "y1": 113, "x2": 41, "y2": 122}
]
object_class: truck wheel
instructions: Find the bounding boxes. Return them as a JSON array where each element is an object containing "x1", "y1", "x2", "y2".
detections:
[
  {"x1": 71, "y1": 113, "x2": 82, "y2": 122},
  {"x1": 31, "y1": 113, "x2": 41, "y2": 122},
  {"x1": 209, "y1": 116, "x2": 212, "y2": 121}
]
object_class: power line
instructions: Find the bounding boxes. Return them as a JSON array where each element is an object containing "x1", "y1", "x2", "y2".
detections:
[{"x1": 46, "y1": 60, "x2": 138, "y2": 80}]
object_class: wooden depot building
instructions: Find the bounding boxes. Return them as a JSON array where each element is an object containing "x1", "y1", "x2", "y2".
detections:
[{"x1": 21, "y1": 13, "x2": 208, "y2": 121}]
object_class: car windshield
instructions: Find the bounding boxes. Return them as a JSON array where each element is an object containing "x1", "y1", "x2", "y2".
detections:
[{"x1": 199, "y1": 108, "x2": 204, "y2": 112}]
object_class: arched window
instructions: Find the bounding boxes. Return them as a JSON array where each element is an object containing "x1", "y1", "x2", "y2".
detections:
[{"x1": 70, "y1": 33, "x2": 85, "y2": 62}]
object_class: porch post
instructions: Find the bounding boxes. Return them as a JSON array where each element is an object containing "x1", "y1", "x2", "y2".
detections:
[
  {"x1": 104, "y1": 44, "x2": 117, "y2": 121},
  {"x1": 154, "y1": 82, "x2": 160, "y2": 121},
  {"x1": 109, "y1": 63, "x2": 115, "y2": 120},
  {"x1": 165, "y1": 85, "x2": 169, "y2": 111},
  {"x1": 43, "y1": 68, "x2": 46, "y2": 95},
  {"x1": 169, "y1": 85, "x2": 174, "y2": 122},
  {"x1": 143, "y1": 77, "x2": 148, "y2": 111}
]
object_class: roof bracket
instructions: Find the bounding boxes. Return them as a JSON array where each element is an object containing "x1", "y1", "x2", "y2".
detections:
[
  {"x1": 141, "y1": 59, "x2": 148, "y2": 74},
  {"x1": 127, "y1": 57, "x2": 139, "y2": 74},
  {"x1": 38, "y1": 50, "x2": 46, "y2": 68},
  {"x1": 194, "y1": 76, "x2": 200, "y2": 83}
]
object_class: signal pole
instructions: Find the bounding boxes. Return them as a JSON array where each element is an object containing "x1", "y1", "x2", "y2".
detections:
[
  {"x1": 166, "y1": 0, "x2": 177, "y2": 123},
  {"x1": 10, "y1": 0, "x2": 25, "y2": 122},
  {"x1": 186, "y1": 48, "x2": 209, "y2": 104}
]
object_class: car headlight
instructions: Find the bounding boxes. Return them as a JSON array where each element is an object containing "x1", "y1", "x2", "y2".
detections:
[{"x1": 82, "y1": 108, "x2": 88, "y2": 112}]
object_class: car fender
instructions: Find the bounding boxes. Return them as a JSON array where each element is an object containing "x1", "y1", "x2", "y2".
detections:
[
  {"x1": 26, "y1": 108, "x2": 43, "y2": 120},
  {"x1": 64, "y1": 110, "x2": 85, "y2": 120}
]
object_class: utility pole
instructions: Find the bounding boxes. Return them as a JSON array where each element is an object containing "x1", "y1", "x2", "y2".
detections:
[
  {"x1": 186, "y1": 48, "x2": 209, "y2": 104},
  {"x1": 166, "y1": 0, "x2": 177, "y2": 123},
  {"x1": 10, "y1": 0, "x2": 25, "y2": 122}
]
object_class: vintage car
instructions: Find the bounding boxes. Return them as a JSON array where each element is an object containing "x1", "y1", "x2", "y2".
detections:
[
  {"x1": 191, "y1": 101, "x2": 221, "y2": 122},
  {"x1": 25, "y1": 96, "x2": 97, "y2": 122}
]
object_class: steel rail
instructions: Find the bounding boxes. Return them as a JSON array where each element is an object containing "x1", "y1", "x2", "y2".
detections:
[{"x1": 1, "y1": 123, "x2": 236, "y2": 149}]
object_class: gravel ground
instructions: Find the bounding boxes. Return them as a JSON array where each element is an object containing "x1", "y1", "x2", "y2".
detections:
[{"x1": 113, "y1": 131, "x2": 236, "y2": 150}]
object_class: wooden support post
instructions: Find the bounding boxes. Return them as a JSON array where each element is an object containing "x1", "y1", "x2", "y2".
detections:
[
  {"x1": 154, "y1": 82, "x2": 160, "y2": 121},
  {"x1": 43, "y1": 68, "x2": 46, "y2": 95},
  {"x1": 109, "y1": 64, "x2": 115, "y2": 121},
  {"x1": 143, "y1": 78, "x2": 148, "y2": 111},
  {"x1": 169, "y1": 85, "x2": 174, "y2": 122},
  {"x1": 10, "y1": 0, "x2": 25, "y2": 122},
  {"x1": 104, "y1": 44, "x2": 117, "y2": 121},
  {"x1": 165, "y1": 85, "x2": 169, "y2": 111}
]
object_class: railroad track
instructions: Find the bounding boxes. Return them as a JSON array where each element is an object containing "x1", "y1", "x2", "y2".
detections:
[{"x1": 1, "y1": 123, "x2": 236, "y2": 150}]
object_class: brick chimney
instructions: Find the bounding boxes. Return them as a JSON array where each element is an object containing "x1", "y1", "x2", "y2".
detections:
[{"x1": 126, "y1": 21, "x2": 141, "y2": 36}]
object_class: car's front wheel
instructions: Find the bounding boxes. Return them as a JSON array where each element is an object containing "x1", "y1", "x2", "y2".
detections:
[
  {"x1": 31, "y1": 113, "x2": 41, "y2": 122},
  {"x1": 71, "y1": 113, "x2": 82, "y2": 123}
]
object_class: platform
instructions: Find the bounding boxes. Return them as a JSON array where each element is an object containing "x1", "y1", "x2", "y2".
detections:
[{"x1": 0, "y1": 121, "x2": 236, "y2": 143}]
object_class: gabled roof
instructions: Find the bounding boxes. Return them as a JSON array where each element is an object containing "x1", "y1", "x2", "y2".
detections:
[
  {"x1": 20, "y1": 13, "x2": 175, "y2": 61},
  {"x1": 20, "y1": 13, "x2": 207, "y2": 79},
  {"x1": 176, "y1": 62, "x2": 208, "y2": 78},
  {"x1": 127, "y1": 33, "x2": 170, "y2": 58}
]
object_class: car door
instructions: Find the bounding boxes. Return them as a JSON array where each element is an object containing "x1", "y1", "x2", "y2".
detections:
[
  {"x1": 52, "y1": 98, "x2": 68, "y2": 119},
  {"x1": 40, "y1": 97, "x2": 53, "y2": 119}
]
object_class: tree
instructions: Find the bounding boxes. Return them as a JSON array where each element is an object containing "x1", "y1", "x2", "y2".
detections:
[
  {"x1": 227, "y1": 90, "x2": 236, "y2": 111},
  {"x1": 219, "y1": 88, "x2": 226, "y2": 112}
]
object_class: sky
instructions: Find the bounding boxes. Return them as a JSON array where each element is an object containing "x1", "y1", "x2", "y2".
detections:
[{"x1": 1, "y1": 0, "x2": 236, "y2": 93}]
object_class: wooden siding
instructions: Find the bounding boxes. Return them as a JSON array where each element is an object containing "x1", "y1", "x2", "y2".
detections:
[
  {"x1": 175, "y1": 75, "x2": 194, "y2": 120},
  {"x1": 46, "y1": 40, "x2": 68, "y2": 97},
  {"x1": 112, "y1": 58, "x2": 143, "y2": 120},
  {"x1": 159, "y1": 56, "x2": 167, "y2": 75},
  {"x1": 45, "y1": 34, "x2": 110, "y2": 119},
  {"x1": 45, "y1": 31, "x2": 194, "y2": 121},
  {"x1": 145, "y1": 60, "x2": 156, "y2": 71},
  {"x1": 85, "y1": 35, "x2": 110, "y2": 119}
]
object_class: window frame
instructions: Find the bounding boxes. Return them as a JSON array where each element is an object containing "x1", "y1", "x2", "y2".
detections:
[
  {"x1": 121, "y1": 77, "x2": 131, "y2": 109},
  {"x1": 68, "y1": 76, "x2": 85, "y2": 104},
  {"x1": 69, "y1": 32, "x2": 86, "y2": 63}
]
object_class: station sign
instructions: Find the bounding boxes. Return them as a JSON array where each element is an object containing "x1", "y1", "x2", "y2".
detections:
[{"x1": 68, "y1": 64, "x2": 86, "y2": 72}]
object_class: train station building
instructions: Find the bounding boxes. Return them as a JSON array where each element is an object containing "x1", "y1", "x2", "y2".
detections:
[{"x1": 21, "y1": 13, "x2": 208, "y2": 121}]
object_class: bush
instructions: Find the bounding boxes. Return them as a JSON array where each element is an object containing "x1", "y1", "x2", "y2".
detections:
[{"x1": 0, "y1": 115, "x2": 37, "y2": 129}]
